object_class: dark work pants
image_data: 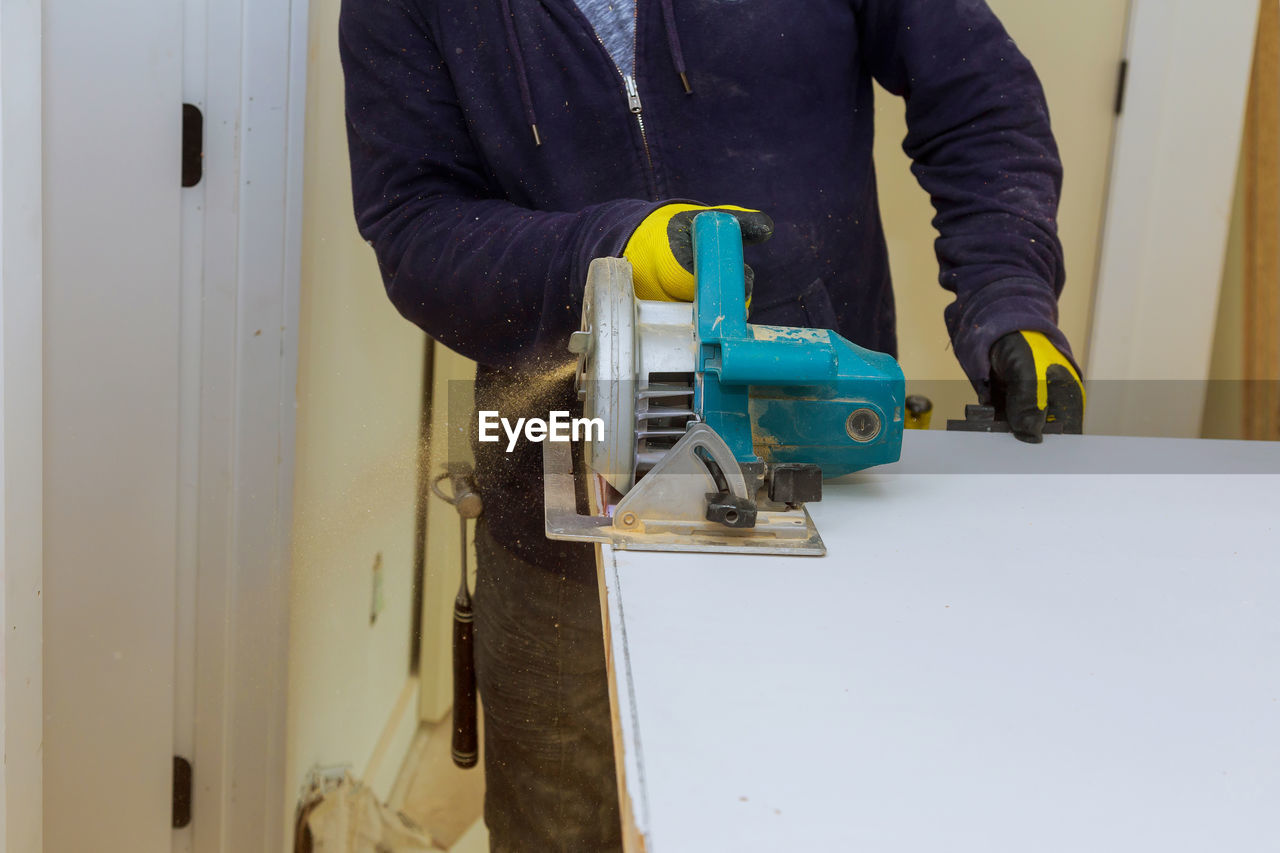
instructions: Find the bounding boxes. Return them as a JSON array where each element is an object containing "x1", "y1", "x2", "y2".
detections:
[{"x1": 473, "y1": 519, "x2": 623, "y2": 853}]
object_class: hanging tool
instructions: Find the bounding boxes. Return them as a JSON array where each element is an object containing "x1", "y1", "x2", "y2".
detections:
[
  {"x1": 544, "y1": 211, "x2": 906, "y2": 556},
  {"x1": 431, "y1": 464, "x2": 483, "y2": 769}
]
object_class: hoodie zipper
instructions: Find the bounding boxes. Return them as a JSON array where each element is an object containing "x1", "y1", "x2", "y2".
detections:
[
  {"x1": 585, "y1": 6, "x2": 658, "y2": 197},
  {"x1": 623, "y1": 74, "x2": 655, "y2": 177},
  {"x1": 626, "y1": 1, "x2": 656, "y2": 183}
]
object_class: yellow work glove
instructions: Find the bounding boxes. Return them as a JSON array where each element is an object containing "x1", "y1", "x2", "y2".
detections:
[
  {"x1": 989, "y1": 331, "x2": 1086, "y2": 443},
  {"x1": 622, "y1": 203, "x2": 774, "y2": 302}
]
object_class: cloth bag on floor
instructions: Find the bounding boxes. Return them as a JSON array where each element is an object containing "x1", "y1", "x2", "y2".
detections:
[{"x1": 295, "y1": 771, "x2": 442, "y2": 853}]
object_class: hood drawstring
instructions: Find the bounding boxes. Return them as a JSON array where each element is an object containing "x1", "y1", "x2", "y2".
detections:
[
  {"x1": 658, "y1": 0, "x2": 692, "y2": 94},
  {"x1": 499, "y1": 0, "x2": 543, "y2": 146}
]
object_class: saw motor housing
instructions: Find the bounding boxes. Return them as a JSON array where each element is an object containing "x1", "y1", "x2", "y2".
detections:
[{"x1": 545, "y1": 211, "x2": 905, "y2": 555}]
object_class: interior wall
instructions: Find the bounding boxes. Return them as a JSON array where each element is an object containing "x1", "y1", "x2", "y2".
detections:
[
  {"x1": 1205, "y1": 159, "x2": 1249, "y2": 440},
  {"x1": 418, "y1": 344, "x2": 478, "y2": 723},
  {"x1": 285, "y1": 0, "x2": 427, "y2": 839},
  {"x1": 876, "y1": 0, "x2": 1129, "y2": 422}
]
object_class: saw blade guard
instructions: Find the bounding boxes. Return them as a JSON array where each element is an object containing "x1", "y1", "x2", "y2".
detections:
[
  {"x1": 570, "y1": 258, "x2": 640, "y2": 494},
  {"x1": 573, "y1": 258, "x2": 699, "y2": 494}
]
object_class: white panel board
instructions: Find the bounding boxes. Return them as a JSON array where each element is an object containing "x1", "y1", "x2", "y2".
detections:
[
  {"x1": 604, "y1": 431, "x2": 1280, "y2": 852},
  {"x1": 1088, "y1": 0, "x2": 1258, "y2": 436}
]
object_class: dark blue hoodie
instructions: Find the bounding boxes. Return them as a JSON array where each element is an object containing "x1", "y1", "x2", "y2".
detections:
[{"x1": 339, "y1": 0, "x2": 1070, "y2": 564}]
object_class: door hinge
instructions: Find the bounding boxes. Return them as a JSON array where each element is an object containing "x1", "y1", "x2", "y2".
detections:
[
  {"x1": 182, "y1": 103, "x2": 204, "y2": 188},
  {"x1": 173, "y1": 755, "x2": 193, "y2": 828},
  {"x1": 1114, "y1": 59, "x2": 1129, "y2": 116}
]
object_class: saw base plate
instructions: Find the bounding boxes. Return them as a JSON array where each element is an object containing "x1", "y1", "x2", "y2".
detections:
[{"x1": 543, "y1": 439, "x2": 827, "y2": 556}]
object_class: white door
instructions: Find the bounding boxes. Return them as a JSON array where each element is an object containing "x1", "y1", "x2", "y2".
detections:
[
  {"x1": 42, "y1": 0, "x2": 307, "y2": 848},
  {"x1": 2, "y1": 1, "x2": 47, "y2": 850},
  {"x1": 1087, "y1": 0, "x2": 1258, "y2": 437},
  {"x1": 42, "y1": 0, "x2": 184, "y2": 849}
]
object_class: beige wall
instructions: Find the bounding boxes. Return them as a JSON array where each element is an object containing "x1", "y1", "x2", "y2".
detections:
[
  {"x1": 1204, "y1": 156, "x2": 1248, "y2": 439},
  {"x1": 285, "y1": 0, "x2": 427, "y2": 838},
  {"x1": 418, "y1": 344, "x2": 478, "y2": 723},
  {"x1": 876, "y1": 0, "x2": 1129, "y2": 421}
]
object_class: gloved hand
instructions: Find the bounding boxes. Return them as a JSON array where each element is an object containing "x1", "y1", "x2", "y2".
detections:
[
  {"x1": 989, "y1": 330, "x2": 1085, "y2": 443},
  {"x1": 622, "y1": 203, "x2": 773, "y2": 302}
]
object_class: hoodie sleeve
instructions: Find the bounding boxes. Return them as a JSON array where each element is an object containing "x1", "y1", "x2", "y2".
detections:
[
  {"x1": 854, "y1": 0, "x2": 1072, "y2": 395},
  {"x1": 338, "y1": 0, "x2": 655, "y2": 366}
]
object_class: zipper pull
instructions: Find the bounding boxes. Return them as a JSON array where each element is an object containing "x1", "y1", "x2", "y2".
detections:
[{"x1": 624, "y1": 75, "x2": 643, "y2": 114}]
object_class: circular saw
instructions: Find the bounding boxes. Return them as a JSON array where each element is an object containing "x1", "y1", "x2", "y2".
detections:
[{"x1": 544, "y1": 211, "x2": 905, "y2": 555}]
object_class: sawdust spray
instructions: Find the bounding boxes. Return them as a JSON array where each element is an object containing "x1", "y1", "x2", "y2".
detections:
[{"x1": 289, "y1": 350, "x2": 581, "y2": 572}]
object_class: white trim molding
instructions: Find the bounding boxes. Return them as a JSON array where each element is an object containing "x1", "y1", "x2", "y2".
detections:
[
  {"x1": 188, "y1": 0, "x2": 309, "y2": 849},
  {"x1": 0, "y1": 0, "x2": 44, "y2": 850},
  {"x1": 1088, "y1": 0, "x2": 1258, "y2": 437}
]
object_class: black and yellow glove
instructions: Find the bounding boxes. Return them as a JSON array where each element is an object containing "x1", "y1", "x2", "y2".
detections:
[
  {"x1": 989, "y1": 330, "x2": 1085, "y2": 443},
  {"x1": 623, "y1": 203, "x2": 774, "y2": 302}
]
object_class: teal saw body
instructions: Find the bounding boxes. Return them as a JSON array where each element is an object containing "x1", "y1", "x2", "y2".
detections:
[{"x1": 692, "y1": 211, "x2": 905, "y2": 479}]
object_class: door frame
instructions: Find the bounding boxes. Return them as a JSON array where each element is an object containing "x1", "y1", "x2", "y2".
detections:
[
  {"x1": 186, "y1": 0, "x2": 310, "y2": 849},
  {"x1": 1, "y1": 0, "x2": 45, "y2": 850},
  {"x1": 1088, "y1": 0, "x2": 1258, "y2": 436},
  {"x1": 21, "y1": 0, "x2": 307, "y2": 847}
]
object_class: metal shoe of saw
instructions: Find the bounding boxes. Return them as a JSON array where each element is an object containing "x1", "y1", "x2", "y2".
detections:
[{"x1": 544, "y1": 211, "x2": 905, "y2": 555}]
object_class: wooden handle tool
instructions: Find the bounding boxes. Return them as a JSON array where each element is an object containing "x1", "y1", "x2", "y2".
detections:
[{"x1": 433, "y1": 466, "x2": 483, "y2": 769}]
